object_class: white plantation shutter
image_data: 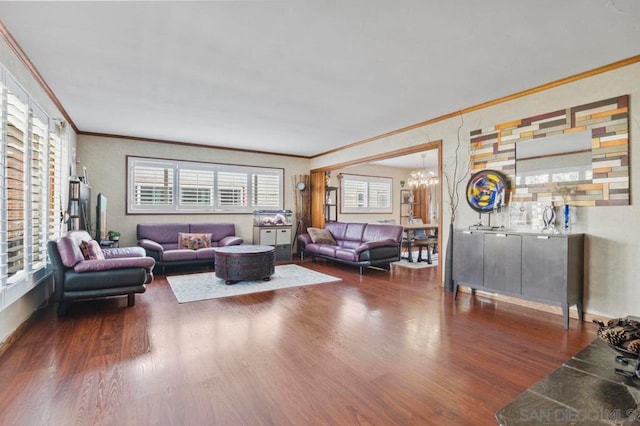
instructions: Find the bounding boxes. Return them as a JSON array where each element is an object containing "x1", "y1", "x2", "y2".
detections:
[
  {"x1": 368, "y1": 180, "x2": 391, "y2": 209},
  {"x1": 217, "y1": 171, "x2": 247, "y2": 207},
  {"x1": 0, "y1": 81, "x2": 6, "y2": 287},
  {"x1": 342, "y1": 179, "x2": 367, "y2": 209},
  {"x1": 47, "y1": 129, "x2": 65, "y2": 240},
  {"x1": 127, "y1": 157, "x2": 283, "y2": 213},
  {"x1": 129, "y1": 158, "x2": 175, "y2": 211},
  {"x1": 30, "y1": 107, "x2": 47, "y2": 268},
  {"x1": 341, "y1": 174, "x2": 392, "y2": 213},
  {"x1": 0, "y1": 67, "x2": 69, "y2": 309},
  {"x1": 179, "y1": 168, "x2": 214, "y2": 207},
  {"x1": 5, "y1": 89, "x2": 28, "y2": 281},
  {"x1": 253, "y1": 173, "x2": 280, "y2": 207}
]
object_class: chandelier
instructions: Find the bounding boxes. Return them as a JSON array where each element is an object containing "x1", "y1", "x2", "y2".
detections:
[{"x1": 408, "y1": 154, "x2": 438, "y2": 188}]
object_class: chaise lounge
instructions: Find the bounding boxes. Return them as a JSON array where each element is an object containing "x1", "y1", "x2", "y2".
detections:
[{"x1": 297, "y1": 221, "x2": 403, "y2": 274}]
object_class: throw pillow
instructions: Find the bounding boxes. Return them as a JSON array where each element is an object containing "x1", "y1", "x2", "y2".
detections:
[
  {"x1": 307, "y1": 227, "x2": 337, "y2": 245},
  {"x1": 178, "y1": 232, "x2": 212, "y2": 250},
  {"x1": 79, "y1": 240, "x2": 105, "y2": 260}
]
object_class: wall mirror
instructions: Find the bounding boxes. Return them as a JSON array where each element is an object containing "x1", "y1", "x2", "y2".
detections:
[{"x1": 515, "y1": 130, "x2": 592, "y2": 192}]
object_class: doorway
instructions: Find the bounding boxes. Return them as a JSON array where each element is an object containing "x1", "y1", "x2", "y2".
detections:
[{"x1": 309, "y1": 140, "x2": 443, "y2": 275}]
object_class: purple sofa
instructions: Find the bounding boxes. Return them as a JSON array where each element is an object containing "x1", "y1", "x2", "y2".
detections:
[
  {"x1": 297, "y1": 222, "x2": 403, "y2": 274},
  {"x1": 48, "y1": 230, "x2": 155, "y2": 315},
  {"x1": 137, "y1": 223, "x2": 243, "y2": 273}
]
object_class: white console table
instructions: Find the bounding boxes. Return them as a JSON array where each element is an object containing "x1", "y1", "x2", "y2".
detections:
[{"x1": 452, "y1": 229, "x2": 584, "y2": 329}]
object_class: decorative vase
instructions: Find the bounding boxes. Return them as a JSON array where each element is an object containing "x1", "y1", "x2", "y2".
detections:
[
  {"x1": 542, "y1": 204, "x2": 556, "y2": 232},
  {"x1": 563, "y1": 204, "x2": 570, "y2": 233},
  {"x1": 444, "y1": 223, "x2": 454, "y2": 292}
]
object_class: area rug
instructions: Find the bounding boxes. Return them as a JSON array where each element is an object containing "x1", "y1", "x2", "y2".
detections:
[
  {"x1": 392, "y1": 251, "x2": 438, "y2": 269},
  {"x1": 167, "y1": 264, "x2": 342, "y2": 303}
]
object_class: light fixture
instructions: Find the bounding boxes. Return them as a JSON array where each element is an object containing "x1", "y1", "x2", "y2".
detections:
[{"x1": 408, "y1": 154, "x2": 438, "y2": 188}]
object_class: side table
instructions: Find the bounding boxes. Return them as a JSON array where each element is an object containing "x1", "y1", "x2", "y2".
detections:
[{"x1": 99, "y1": 239, "x2": 119, "y2": 248}]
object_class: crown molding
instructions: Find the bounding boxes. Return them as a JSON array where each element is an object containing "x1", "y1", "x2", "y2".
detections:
[
  {"x1": 79, "y1": 131, "x2": 311, "y2": 159},
  {"x1": 312, "y1": 54, "x2": 640, "y2": 160},
  {"x1": 0, "y1": 19, "x2": 79, "y2": 133}
]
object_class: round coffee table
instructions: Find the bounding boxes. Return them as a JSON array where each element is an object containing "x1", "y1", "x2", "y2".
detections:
[{"x1": 214, "y1": 245, "x2": 276, "y2": 285}]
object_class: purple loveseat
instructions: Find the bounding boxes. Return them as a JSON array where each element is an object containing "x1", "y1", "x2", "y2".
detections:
[
  {"x1": 137, "y1": 223, "x2": 243, "y2": 273},
  {"x1": 297, "y1": 222, "x2": 403, "y2": 274}
]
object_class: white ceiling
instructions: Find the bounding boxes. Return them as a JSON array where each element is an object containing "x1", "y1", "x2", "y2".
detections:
[{"x1": 1, "y1": 1, "x2": 639, "y2": 158}]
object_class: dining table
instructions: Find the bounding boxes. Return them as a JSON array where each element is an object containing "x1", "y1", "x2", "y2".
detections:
[{"x1": 402, "y1": 222, "x2": 438, "y2": 262}]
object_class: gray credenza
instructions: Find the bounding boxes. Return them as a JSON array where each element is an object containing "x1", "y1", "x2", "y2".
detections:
[{"x1": 452, "y1": 229, "x2": 584, "y2": 329}]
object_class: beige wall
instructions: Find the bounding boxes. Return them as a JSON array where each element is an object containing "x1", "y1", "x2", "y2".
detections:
[
  {"x1": 77, "y1": 135, "x2": 310, "y2": 247},
  {"x1": 311, "y1": 63, "x2": 640, "y2": 319}
]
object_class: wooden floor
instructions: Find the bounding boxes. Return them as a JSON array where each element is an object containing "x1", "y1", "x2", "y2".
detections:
[{"x1": 0, "y1": 259, "x2": 596, "y2": 425}]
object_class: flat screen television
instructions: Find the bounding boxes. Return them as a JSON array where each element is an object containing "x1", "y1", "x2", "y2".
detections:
[{"x1": 96, "y1": 193, "x2": 108, "y2": 242}]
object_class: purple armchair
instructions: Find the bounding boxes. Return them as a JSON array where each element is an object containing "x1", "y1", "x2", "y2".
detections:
[{"x1": 48, "y1": 230, "x2": 155, "y2": 315}]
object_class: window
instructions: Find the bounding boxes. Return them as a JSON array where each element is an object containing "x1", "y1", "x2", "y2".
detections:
[
  {"x1": 5, "y1": 85, "x2": 28, "y2": 283},
  {"x1": 127, "y1": 156, "x2": 283, "y2": 213},
  {"x1": 340, "y1": 174, "x2": 392, "y2": 213},
  {"x1": 0, "y1": 68, "x2": 68, "y2": 310},
  {"x1": 47, "y1": 128, "x2": 66, "y2": 241}
]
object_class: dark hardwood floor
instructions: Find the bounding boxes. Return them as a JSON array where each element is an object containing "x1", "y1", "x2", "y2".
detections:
[{"x1": 0, "y1": 259, "x2": 596, "y2": 425}]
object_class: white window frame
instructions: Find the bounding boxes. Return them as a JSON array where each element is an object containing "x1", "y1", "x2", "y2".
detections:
[
  {"x1": 0, "y1": 65, "x2": 68, "y2": 311},
  {"x1": 340, "y1": 173, "x2": 393, "y2": 213},
  {"x1": 127, "y1": 156, "x2": 284, "y2": 214}
]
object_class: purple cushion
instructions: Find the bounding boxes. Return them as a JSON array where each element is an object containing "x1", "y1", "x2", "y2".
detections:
[
  {"x1": 79, "y1": 240, "x2": 105, "y2": 260},
  {"x1": 57, "y1": 236, "x2": 85, "y2": 267},
  {"x1": 344, "y1": 223, "x2": 367, "y2": 243},
  {"x1": 335, "y1": 248, "x2": 358, "y2": 262},
  {"x1": 325, "y1": 222, "x2": 348, "y2": 240},
  {"x1": 363, "y1": 224, "x2": 403, "y2": 244},
  {"x1": 73, "y1": 257, "x2": 155, "y2": 273},
  {"x1": 103, "y1": 246, "x2": 146, "y2": 259},
  {"x1": 317, "y1": 245, "x2": 339, "y2": 257},
  {"x1": 162, "y1": 249, "x2": 198, "y2": 262},
  {"x1": 196, "y1": 247, "x2": 217, "y2": 260},
  {"x1": 189, "y1": 223, "x2": 236, "y2": 242},
  {"x1": 137, "y1": 223, "x2": 189, "y2": 244}
]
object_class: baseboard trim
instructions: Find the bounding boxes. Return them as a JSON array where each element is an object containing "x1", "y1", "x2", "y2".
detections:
[{"x1": 0, "y1": 309, "x2": 39, "y2": 359}]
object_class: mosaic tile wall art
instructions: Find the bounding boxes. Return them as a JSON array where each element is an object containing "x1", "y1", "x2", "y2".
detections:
[{"x1": 469, "y1": 95, "x2": 630, "y2": 206}]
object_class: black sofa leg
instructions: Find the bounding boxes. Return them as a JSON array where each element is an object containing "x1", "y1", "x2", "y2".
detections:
[
  {"x1": 57, "y1": 301, "x2": 69, "y2": 316},
  {"x1": 359, "y1": 266, "x2": 364, "y2": 275},
  {"x1": 128, "y1": 293, "x2": 136, "y2": 307}
]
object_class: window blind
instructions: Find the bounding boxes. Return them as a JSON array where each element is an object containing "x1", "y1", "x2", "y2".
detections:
[
  {"x1": 6, "y1": 91, "x2": 27, "y2": 280},
  {"x1": 127, "y1": 156, "x2": 283, "y2": 213},
  {"x1": 252, "y1": 173, "x2": 280, "y2": 207},
  {"x1": 0, "y1": 66, "x2": 69, "y2": 309},
  {"x1": 47, "y1": 131, "x2": 64, "y2": 240},
  {"x1": 30, "y1": 112, "x2": 47, "y2": 267},
  {"x1": 179, "y1": 168, "x2": 214, "y2": 206},
  {"x1": 342, "y1": 179, "x2": 367, "y2": 209},
  {"x1": 340, "y1": 174, "x2": 393, "y2": 213},
  {"x1": 368, "y1": 180, "x2": 391, "y2": 209},
  {"x1": 217, "y1": 171, "x2": 247, "y2": 207},
  {"x1": 131, "y1": 161, "x2": 175, "y2": 209}
]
